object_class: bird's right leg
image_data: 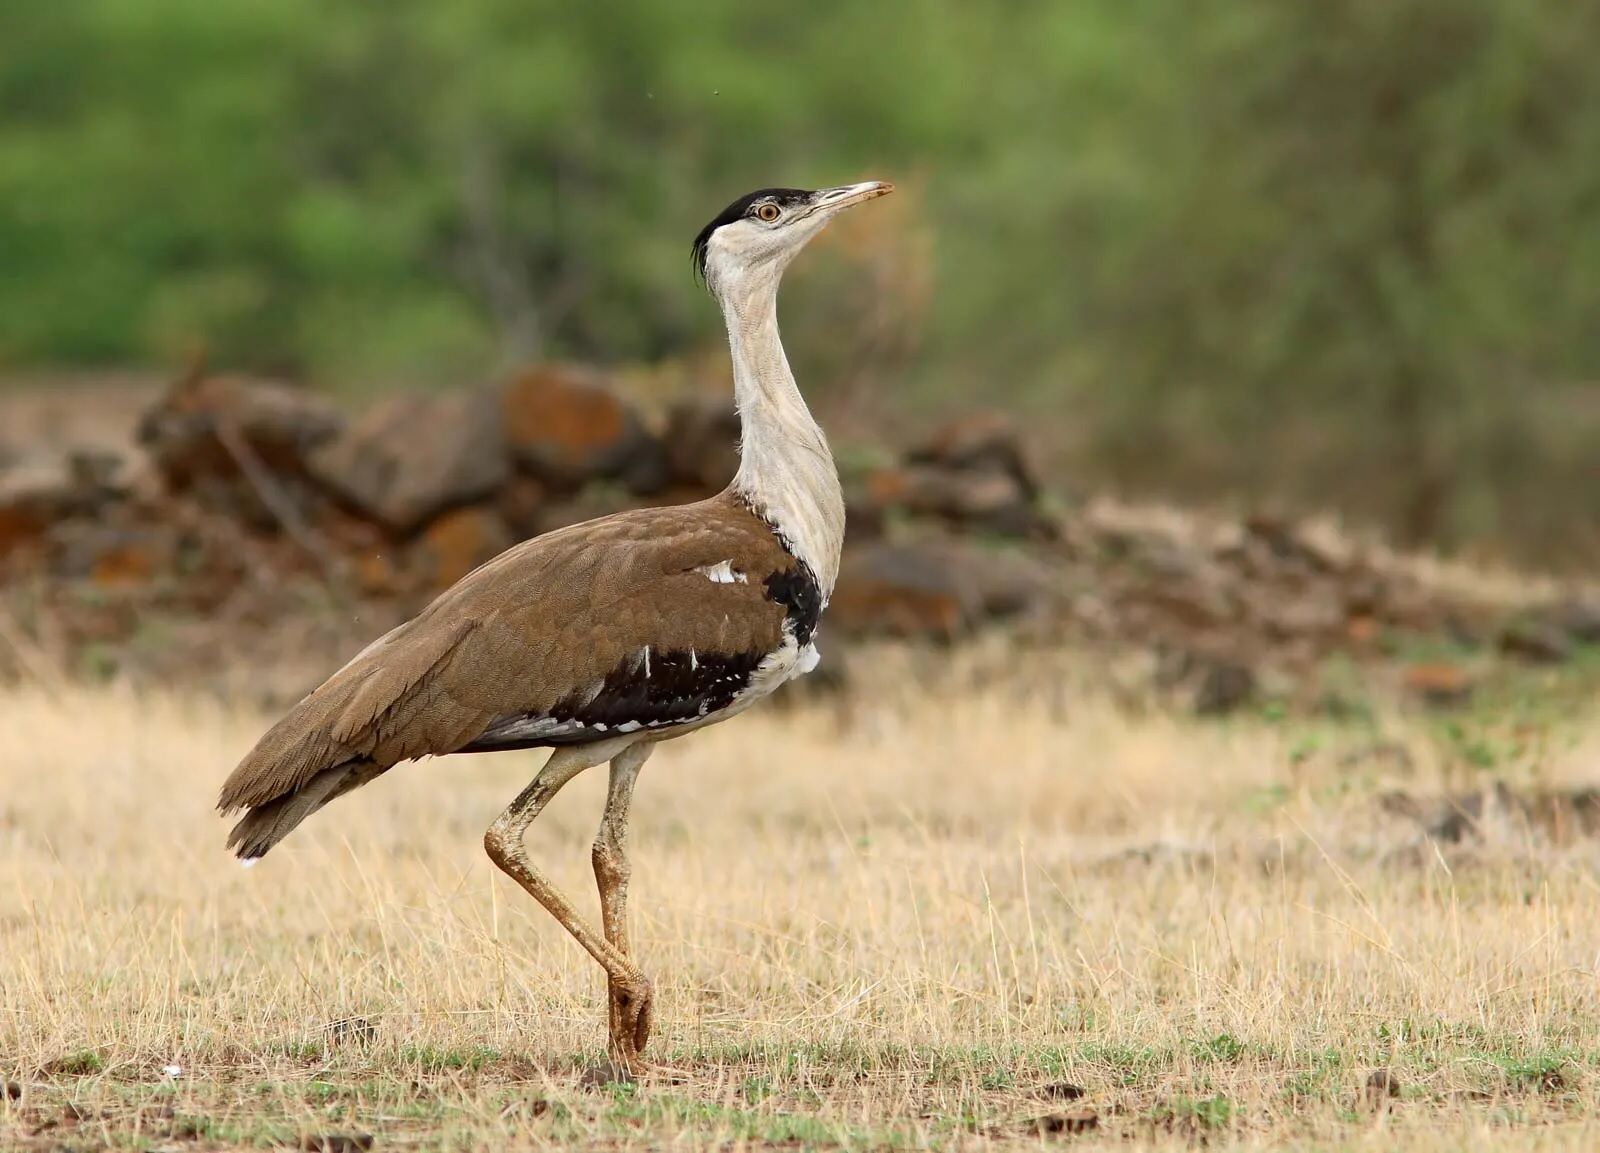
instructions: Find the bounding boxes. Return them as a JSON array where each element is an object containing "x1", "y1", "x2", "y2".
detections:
[
  {"x1": 592, "y1": 742, "x2": 655, "y2": 1067},
  {"x1": 482, "y1": 740, "x2": 654, "y2": 1064}
]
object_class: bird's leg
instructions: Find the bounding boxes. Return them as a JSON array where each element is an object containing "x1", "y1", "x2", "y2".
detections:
[
  {"x1": 592, "y1": 743, "x2": 654, "y2": 1067},
  {"x1": 483, "y1": 741, "x2": 655, "y2": 1066}
]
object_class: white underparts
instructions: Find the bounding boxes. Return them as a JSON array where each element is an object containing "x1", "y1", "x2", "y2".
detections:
[
  {"x1": 694, "y1": 560, "x2": 747, "y2": 584},
  {"x1": 738, "y1": 625, "x2": 820, "y2": 706}
]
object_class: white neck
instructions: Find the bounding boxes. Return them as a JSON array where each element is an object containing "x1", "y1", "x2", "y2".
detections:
[{"x1": 719, "y1": 272, "x2": 846, "y2": 598}]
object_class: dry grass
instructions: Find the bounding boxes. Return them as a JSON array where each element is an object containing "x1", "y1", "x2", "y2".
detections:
[{"x1": 3, "y1": 665, "x2": 1600, "y2": 1151}]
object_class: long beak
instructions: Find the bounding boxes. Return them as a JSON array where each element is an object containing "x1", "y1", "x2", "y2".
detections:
[{"x1": 812, "y1": 181, "x2": 895, "y2": 214}]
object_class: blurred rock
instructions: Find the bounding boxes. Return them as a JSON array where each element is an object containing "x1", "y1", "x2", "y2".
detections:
[
  {"x1": 309, "y1": 388, "x2": 507, "y2": 534},
  {"x1": 1401, "y1": 662, "x2": 1475, "y2": 708},
  {"x1": 139, "y1": 369, "x2": 344, "y2": 488},
  {"x1": 864, "y1": 464, "x2": 1050, "y2": 538},
  {"x1": 495, "y1": 473, "x2": 551, "y2": 539},
  {"x1": 0, "y1": 449, "x2": 131, "y2": 559},
  {"x1": 1364, "y1": 1069, "x2": 1399, "y2": 1111},
  {"x1": 1545, "y1": 597, "x2": 1600, "y2": 646},
  {"x1": 662, "y1": 396, "x2": 740, "y2": 492},
  {"x1": 906, "y1": 411, "x2": 1041, "y2": 499},
  {"x1": 1192, "y1": 659, "x2": 1257, "y2": 716},
  {"x1": 47, "y1": 522, "x2": 177, "y2": 588},
  {"x1": 830, "y1": 538, "x2": 1053, "y2": 640},
  {"x1": 501, "y1": 365, "x2": 655, "y2": 489},
  {"x1": 411, "y1": 506, "x2": 514, "y2": 590},
  {"x1": 530, "y1": 489, "x2": 664, "y2": 538},
  {"x1": 1497, "y1": 617, "x2": 1572, "y2": 665},
  {"x1": 1238, "y1": 512, "x2": 1338, "y2": 574},
  {"x1": 137, "y1": 369, "x2": 345, "y2": 532},
  {"x1": 830, "y1": 542, "x2": 978, "y2": 640}
]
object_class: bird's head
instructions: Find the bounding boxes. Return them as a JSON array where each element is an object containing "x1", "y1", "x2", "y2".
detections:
[{"x1": 692, "y1": 181, "x2": 894, "y2": 299}]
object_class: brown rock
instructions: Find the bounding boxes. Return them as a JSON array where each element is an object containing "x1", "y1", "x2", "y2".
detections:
[
  {"x1": 662, "y1": 396, "x2": 740, "y2": 493},
  {"x1": 831, "y1": 542, "x2": 980, "y2": 640},
  {"x1": 411, "y1": 506, "x2": 513, "y2": 590},
  {"x1": 530, "y1": 490, "x2": 650, "y2": 538},
  {"x1": 496, "y1": 473, "x2": 551, "y2": 539},
  {"x1": 864, "y1": 464, "x2": 1047, "y2": 538},
  {"x1": 48, "y1": 523, "x2": 175, "y2": 588},
  {"x1": 0, "y1": 450, "x2": 130, "y2": 559},
  {"x1": 831, "y1": 537, "x2": 1057, "y2": 641},
  {"x1": 906, "y1": 411, "x2": 1041, "y2": 499},
  {"x1": 1401, "y1": 662, "x2": 1474, "y2": 707},
  {"x1": 1547, "y1": 598, "x2": 1600, "y2": 645},
  {"x1": 1241, "y1": 512, "x2": 1338, "y2": 574},
  {"x1": 309, "y1": 388, "x2": 507, "y2": 534},
  {"x1": 1193, "y1": 659, "x2": 1257, "y2": 716},
  {"x1": 351, "y1": 546, "x2": 408, "y2": 597},
  {"x1": 501, "y1": 364, "x2": 653, "y2": 488},
  {"x1": 139, "y1": 369, "x2": 344, "y2": 488},
  {"x1": 1497, "y1": 617, "x2": 1573, "y2": 665}
]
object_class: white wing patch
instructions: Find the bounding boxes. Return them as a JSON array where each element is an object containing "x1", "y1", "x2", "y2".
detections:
[{"x1": 694, "y1": 560, "x2": 747, "y2": 585}]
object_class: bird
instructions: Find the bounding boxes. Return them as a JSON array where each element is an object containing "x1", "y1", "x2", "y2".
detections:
[{"x1": 216, "y1": 180, "x2": 894, "y2": 1074}]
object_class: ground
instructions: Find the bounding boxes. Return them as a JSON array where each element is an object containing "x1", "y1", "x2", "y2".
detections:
[{"x1": 2, "y1": 652, "x2": 1599, "y2": 1151}]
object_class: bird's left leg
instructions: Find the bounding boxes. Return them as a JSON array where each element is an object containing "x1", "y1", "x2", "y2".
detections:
[{"x1": 592, "y1": 742, "x2": 655, "y2": 1068}]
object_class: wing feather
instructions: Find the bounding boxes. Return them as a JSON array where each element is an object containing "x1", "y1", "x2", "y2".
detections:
[{"x1": 215, "y1": 495, "x2": 801, "y2": 856}]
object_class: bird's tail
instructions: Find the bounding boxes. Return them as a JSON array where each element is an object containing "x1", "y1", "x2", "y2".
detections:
[{"x1": 223, "y1": 758, "x2": 385, "y2": 861}]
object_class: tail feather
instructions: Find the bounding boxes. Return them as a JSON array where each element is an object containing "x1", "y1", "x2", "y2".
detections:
[
  {"x1": 216, "y1": 613, "x2": 484, "y2": 860},
  {"x1": 224, "y1": 758, "x2": 384, "y2": 860}
]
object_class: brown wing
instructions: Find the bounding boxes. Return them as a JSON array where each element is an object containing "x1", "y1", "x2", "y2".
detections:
[{"x1": 217, "y1": 492, "x2": 806, "y2": 857}]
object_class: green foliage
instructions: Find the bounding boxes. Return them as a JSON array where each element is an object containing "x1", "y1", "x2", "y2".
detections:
[{"x1": 2, "y1": 1, "x2": 1596, "y2": 561}]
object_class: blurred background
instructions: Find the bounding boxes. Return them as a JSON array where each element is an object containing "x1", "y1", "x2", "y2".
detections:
[
  {"x1": 2, "y1": 0, "x2": 1598, "y2": 717},
  {"x1": 4, "y1": 0, "x2": 1597, "y2": 569}
]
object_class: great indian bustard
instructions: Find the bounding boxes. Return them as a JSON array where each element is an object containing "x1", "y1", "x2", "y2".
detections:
[{"x1": 217, "y1": 181, "x2": 893, "y2": 1073}]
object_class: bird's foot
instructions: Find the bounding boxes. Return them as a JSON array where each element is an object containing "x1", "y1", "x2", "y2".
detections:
[
  {"x1": 607, "y1": 971, "x2": 654, "y2": 1059},
  {"x1": 602, "y1": 971, "x2": 689, "y2": 1082}
]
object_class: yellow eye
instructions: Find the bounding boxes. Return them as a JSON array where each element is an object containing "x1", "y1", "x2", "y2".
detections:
[{"x1": 755, "y1": 202, "x2": 780, "y2": 222}]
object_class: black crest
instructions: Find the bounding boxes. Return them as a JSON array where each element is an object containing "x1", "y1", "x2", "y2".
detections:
[{"x1": 691, "y1": 187, "x2": 813, "y2": 282}]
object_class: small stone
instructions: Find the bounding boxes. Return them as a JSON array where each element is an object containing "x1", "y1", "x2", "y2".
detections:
[
  {"x1": 578, "y1": 1061, "x2": 635, "y2": 1091},
  {"x1": 1401, "y1": 662, "x2": 1474, "y2": 708},
  {"x1": 325, "y1": 1016, "x2": 378, "y2": 1045},
  {"x1": 1029, "y1": 1107, "x2": 1099, "y2": 1135},
  {"x1": 1193, "y1": 660, "x2": 1256, "y2": 716},
  {"x1": 1035, "y1": 1082, "x2": 1087, "y2": 1101},
  {"x1": 1364, "y1": 1068, "x2": 1399, "y2": 1108},
  {"x1": 300, "y1": 1135, "x2": 374, "y2": 1153}
]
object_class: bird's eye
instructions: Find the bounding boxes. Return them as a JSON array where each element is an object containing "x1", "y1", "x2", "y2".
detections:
[{"x1": 755, "y1": 202, "x2": 781, "y2": 222}]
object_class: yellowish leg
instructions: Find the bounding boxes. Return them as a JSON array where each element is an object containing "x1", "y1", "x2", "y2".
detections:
[
  {"x1": 482, "y1": 739, "x2": 655, "y2": 1068},
  {"x1": 592, "y1": 742, "x2": 655, "y2": 1069}
]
